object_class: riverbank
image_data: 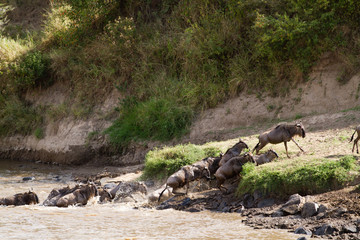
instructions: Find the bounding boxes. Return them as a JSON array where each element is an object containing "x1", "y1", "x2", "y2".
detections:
[
  {"x1": 1, "y1": 112, "x2": 359, "y2": 239},
  {"x1": 59, "y1": 108, "x2": 360, "y2": 239}
]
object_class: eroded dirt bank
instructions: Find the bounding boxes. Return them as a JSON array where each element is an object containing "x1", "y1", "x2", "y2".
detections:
[
  {"x1": 1, "y1": 98, "x2": 360, "y2": 239},
  {"x1": 0, "y1": 55, "x2": 359, "y2": 166}
]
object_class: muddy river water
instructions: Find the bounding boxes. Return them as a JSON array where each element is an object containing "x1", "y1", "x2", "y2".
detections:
[{"x1": 0, "y1": 160, "x2": 301, "y2": 239}]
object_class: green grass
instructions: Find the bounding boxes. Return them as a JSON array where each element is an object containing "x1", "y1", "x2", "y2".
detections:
[
  {"x1": 33, "y1": 127, "x2": 44, "y2": 139},
  {"x1": 105, "y1": 98, "x2": 194, "y2": 148},
  {"x1": 141, "y1": 143, "x2": 221, "y2": 180},
  {"x1": 237, "y1": 155, "x2": 359, "y2": 198},
  {"x1": 342, "y1": 106, "x2": 360, "y2": 113},
  {"x1": 0, "y1": 97, "x2": 43, "y2": 136}
]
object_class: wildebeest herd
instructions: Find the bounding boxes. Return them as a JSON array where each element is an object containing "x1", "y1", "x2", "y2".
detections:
[
  {"x1": 157, "y1": 122, "x2": 306, "y2": 201},
  {"x1": 1, "y1": 122, "x2": 360, "y2": 207}
]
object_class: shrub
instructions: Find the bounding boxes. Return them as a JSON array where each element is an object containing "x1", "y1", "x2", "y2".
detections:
[
  {"x1": 0, "y1": 97, "x2": 43, "y2": 136},
  {"x1": 141, "y1": 143, "x2": 220, "y2": 180},
  {"x1": 237, "y1": 156, "x2": 358, "y2": 198},
  {"x1": 34, "y1": 127, "x2": 44, "y2": 139},
  {"x1": 105, "y1": 98, "x2": 193, "y2": 148},
  {"x1": 12, "y1": 51, "x2": 49, "y2": 91}
]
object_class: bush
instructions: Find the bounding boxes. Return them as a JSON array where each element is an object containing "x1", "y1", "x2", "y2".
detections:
[
  {"x1": 141, "y1": 143, "x2": 221, "y2": 180},
  {"x1": 12, "y1": 51, "x2": 49, "y2": 91},
  {"x1": 237, "y1": 156, "x2": 358, "y2": 198},
  {"x1": 34, "y1": 127, "x2": 44, "y2": 139},
  {"x1": 0, "y1": 97, "x2": 43, "y2": 136},
  {"x1": 105, "y1": 98, "x2": 193, "y2": 148}
]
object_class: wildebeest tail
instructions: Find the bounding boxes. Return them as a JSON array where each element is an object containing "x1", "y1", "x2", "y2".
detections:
[
  {"x1": 350, "y1": 130, "x2": 356, "y2": 142},
  {"x1": 158, "y1": 184, "x2": 168, "y2": 203}
]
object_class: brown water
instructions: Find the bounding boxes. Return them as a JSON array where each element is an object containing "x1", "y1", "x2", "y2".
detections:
[{"x1": 0, "y1": 160, "x2": 301, "y2": 240}]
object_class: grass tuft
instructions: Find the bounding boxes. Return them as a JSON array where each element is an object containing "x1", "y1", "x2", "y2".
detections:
[
  {"x1": 141, "y1": 143, "x2": 221, "y2": 180},
  {"x1": 237, "y1": 155, "x2": 359, "y2": 198},
  {"x1": 105, "y1": 98, "x2": 194, "y2": 148}
]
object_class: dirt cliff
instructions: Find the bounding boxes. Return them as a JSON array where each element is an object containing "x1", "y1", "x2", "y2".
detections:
[{"x1": 0, "y1": 52, "x2": 359, "y2": 166}]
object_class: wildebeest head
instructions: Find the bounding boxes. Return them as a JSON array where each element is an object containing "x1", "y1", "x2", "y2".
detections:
[
  {"x1": 243, "y1": 152, "x2": 255, "y2": 164},
  {"x1": 268, "y1": 149, "x2": 279, "y2": 158},
  {"x1": 207, "y1": 156, "x2": 222, "y2": 175},
  {"x1": 87, "y1": 182, "x2": 99, "y2": 198},
  {"x1": 236, "y1": 139, "x2": 249, "y2": 150},
  {"x1": 295, "y1": 123, "x2": 306, "y2": 138},
  {"x1": 23, "y1": 191, "x2": 39, "y2": 205}
]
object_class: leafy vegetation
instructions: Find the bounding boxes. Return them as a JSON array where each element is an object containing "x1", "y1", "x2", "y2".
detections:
[
  {"x1": 105, "y1": 98, "x2": 194, "y2": 147},
  {"x1": 141, "y1": 144, "x2": 221, "y2": 180},
  {"x1": 237, "y1": 155, "x2": 359, "y2": 198},
  {"x1": 1, "y1": 0, "x2": 360, "y2": 147},
  {"x1": 0, "y1": 96, "x2": 43, "y2": 136},
  {"x1": 11, "y1": 50, "x2": 49, "y2": 91}
]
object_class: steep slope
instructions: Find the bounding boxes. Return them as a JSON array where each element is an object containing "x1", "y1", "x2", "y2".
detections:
[{"x1": 0, "y1": 53, "x2": 359, "y2": 166}]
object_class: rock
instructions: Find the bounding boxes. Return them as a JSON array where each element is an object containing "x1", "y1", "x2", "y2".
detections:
[
  {"x1": 233, "y1": 205, "x2": 245, "y2": 213},
  {"x1": 242, "y1": 194, "x2": 255, "y2": 208},
  {"x1": 144, "y1": 180, "x2": 155, "y2": 187},
  {"x1": 294, "y1": 227, "x2": 312, "y2": 235},
  {"x1": 187, "y1": 207, "x2": 201, "y2": 212},
  {"x1": 281, "y1": 194, "x2": 305, "y2": 215},
  {"x1": 149, "y1": 185, "x2": 173, "y2": 202},
  {"x1": 297, "y1": 237, "x2": 308, "y2": 240},
  {"x1": 342, "y1": 224, "x2": 358, "y2": 233},
  {"x1": 218, "y1": 201, "x2": 227, "y2": 211},
  {"x1": 318, "y1": 204, "x2": 328, "y2": 213},
  {"x1": 314, "y1": 224, "x2": 337, "y2": 235},
  {"x1": 103, "y1": 182, "x2": 117, "y2": 189},
  {"x1": 301, "y1": 202, "x2": 319, "y2": 218},
  {"x1": 335, "y1": 207, "x2": 347, "y2": 216},
  {"x1": 316, "y1": 212, "x2": 326, "y2": 220},
  {"x1": 53, "y1": 176, "x2": 61, "y2": 182},
  {"x1": 222, "y1": 206, "x2": 231, "y2": 212},
  {"x1": 257, "y1": 198, "x2": 275, "y2": 208},
  {"x1": 277, "y1": 221, "x2": 291, "y2": 229},
  {"x1": 253, "y1": 190, "x2": 263, "y2": 201},
  {"x1": 271, "y1": 209, "x2": 284, "y2": 217},
  {"x1": 110, "y1": 181, "x2": 147, "y2": 203},
  {"x1": 22, "y1": 177, "x2": 35, "y2": 181}
]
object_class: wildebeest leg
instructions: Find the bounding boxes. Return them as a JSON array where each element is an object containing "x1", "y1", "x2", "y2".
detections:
[
  {"x1": 172, "y1": 190, "x2": 186, "y2": 196},
  {"x1": 202, "y1": 168, "x2": 211, "y2": 180},
  {"x1": 355, "y1": 137, "x2": 360, "y2": 154},
  {"x1": 352, "y1": 140, "x2": 356, "y2": 153},
  {"x1": 291, "y1": 138, "x2": 305, "y2": 152},
  {"x1": 218, "y1": 185, "x2": 228, "y2": 193},
  {"x1": 185, "y1": 181, "x2": 190, "y2": 195},
  {"x1": 284, "y1": 141, "x2": 290, "y2": 158},
  {"x1": 254, "y1": 142, "x2": 267, "y2": 155}
]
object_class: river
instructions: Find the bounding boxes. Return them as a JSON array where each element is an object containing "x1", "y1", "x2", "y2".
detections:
[{"x1": 0, "y1": 159, "x2": 302, "y2": 239}]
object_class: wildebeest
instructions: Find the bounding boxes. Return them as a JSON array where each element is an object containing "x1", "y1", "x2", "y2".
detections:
[
  {"x1": 43, "y1": 183, "x2": 98, "y2": 207},
  {"x1": 214, "y1": 153, "x2": 255, "y2": 192},
  {"x1": 252, "y1": 123, "x2": 305, "y2": 158},
  {"x1": 253, "y1": 149, "x2": 278, "y2": 165},
  {"x1": 350, "y1": 125, "x2": 360, "y2": 154},
  {"x1": 56, "y1": 183, "x2": 97, "y2": 207},
  {"x1": 0, "y1": 191, "x2": 39, "y2": 206},
  {"x1": 191, "y1": 156, "x2": 222, "y2": 179},
  {"x1": 158, "y1": 156, "x2": 221, "y2": 202},
  {"x1": 158, "y1": 166, "x2": 194, "y2": 202},
  {"x1": 219, "y1": 139, "x2": 249, "y2": 167}
]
